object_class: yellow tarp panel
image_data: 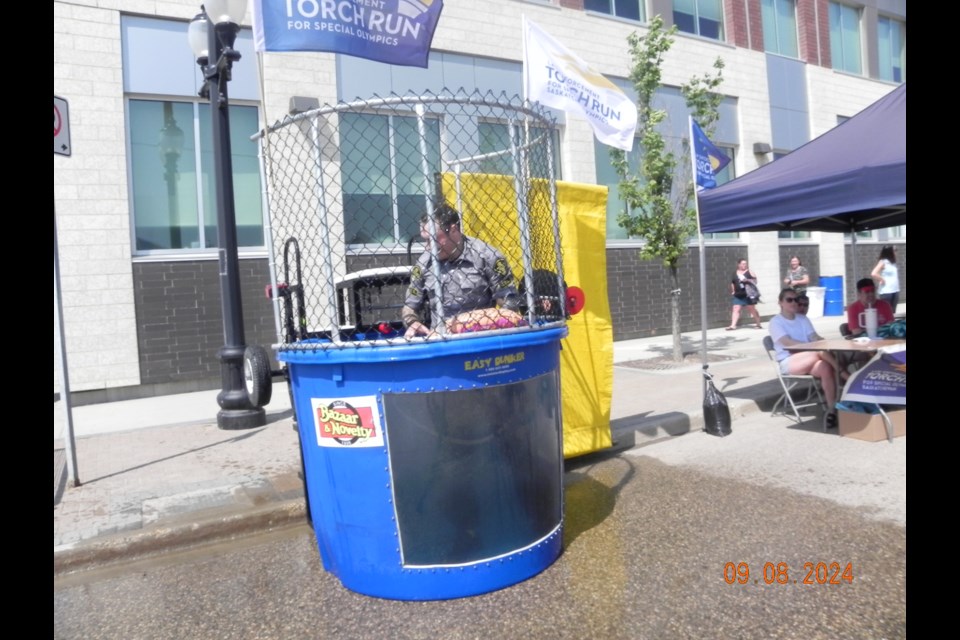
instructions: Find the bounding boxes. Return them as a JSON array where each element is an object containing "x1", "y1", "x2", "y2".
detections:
[
  {"x1": 439, "y1": 173, "x2": 555, "y2": 273},
  {"x1": 554, "y1": 181, "x2": 613, "y2": 457},
  {"x1": 440, "y1": 174, "x2": 613, "y2": 457}
]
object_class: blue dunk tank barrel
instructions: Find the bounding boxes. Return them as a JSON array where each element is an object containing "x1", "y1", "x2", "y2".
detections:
[
  {"x1": 821, "y1": 275, "x2": 844, "y2": 316},
  {"x1": 278, "y1": 326, "x2": 567, "y2": 600}
]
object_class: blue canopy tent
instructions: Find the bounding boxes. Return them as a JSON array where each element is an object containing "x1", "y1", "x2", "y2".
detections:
[
  {"x1": 692, "y1": 84, "x2": 904, "y2": 378},
  {"x1": 698, "y1": 84, "x2": 905, "y2": 237},
  {"x1": 697, "y1": 83, "x2": 904, "y2": 309}
]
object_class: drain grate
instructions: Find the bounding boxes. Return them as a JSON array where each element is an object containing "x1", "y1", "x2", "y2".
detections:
[{"x1": 618, "y1": 352, "x2": 745, "y2": 371}]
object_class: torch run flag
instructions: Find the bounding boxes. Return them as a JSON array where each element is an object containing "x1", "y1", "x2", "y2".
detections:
[
  {"x1": 252, "y1": 0, "x2": 444, "y2": 68},
  {"x1": 690, "y1": 117, "x2": 731, "y2": 190},
  {"x1": 523, "y1": 17, "x2": 637, "y2": 151}
]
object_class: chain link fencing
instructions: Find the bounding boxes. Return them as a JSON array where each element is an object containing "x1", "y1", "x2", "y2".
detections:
[{"x1": 257, "y1": 90, "x2": 566, "y2": 350}]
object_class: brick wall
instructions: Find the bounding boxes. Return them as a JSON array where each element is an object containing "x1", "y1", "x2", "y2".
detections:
[
  {"x1": 605, "y1": 245, "x2": 746, "y2": 341},
  {"x1": 812, "y1": 0, "x2": 832, "y2": 68},
  {"x1": 778, "y1": 245, "x2": 822, "y2": 291},
  {"x1": 846, "y1": 242, "x2": 906, "y2": 304},
  {"x1": 132, "y1": 259, "x2": 278, "y2": 389},
  {"x1": 124, "y1": 242, "x2": 905, "y2": 397},
  {"x1": 726, "y1": 0, "x2": 764, "y2": 51}
]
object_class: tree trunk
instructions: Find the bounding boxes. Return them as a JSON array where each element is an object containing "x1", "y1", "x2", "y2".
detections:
[{"x1": 670, "y1": 265, "x2": 683, "y2": 362}]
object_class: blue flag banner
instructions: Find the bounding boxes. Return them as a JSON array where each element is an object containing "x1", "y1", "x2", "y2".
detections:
[
  {"x1": 251, "y1": 0, "x2": 444, "y2": 68},
  {"x1": 691, "y1": 118, "x2": 730, "y2": 189}
]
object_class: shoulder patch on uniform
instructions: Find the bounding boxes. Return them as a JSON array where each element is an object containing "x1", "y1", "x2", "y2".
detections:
[
  {"x1": 493, "y1": 257, "x2": 509, "y2": 278},
  {"x1": 411, "y1": 265, "x2": 422, "y2": 280},
  {"x1": 408, "y1": 286, "x2": 420, "y2": 298}
]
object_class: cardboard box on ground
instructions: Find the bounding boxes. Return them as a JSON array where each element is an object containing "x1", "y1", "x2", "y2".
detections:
[{"x1": 838, "y1": 408, "x2": 906, "y2": 442}]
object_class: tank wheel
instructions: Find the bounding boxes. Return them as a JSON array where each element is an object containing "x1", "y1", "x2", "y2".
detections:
[{"x1": 243, "y1": 345, "x2": 273, "y2": 408}]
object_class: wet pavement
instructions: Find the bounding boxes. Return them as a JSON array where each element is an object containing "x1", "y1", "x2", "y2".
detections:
[
  {"x1": 54, "y1": 417, "x2": 906, "y2": 639},
  {"x1": 54, "y1": 311, "x2": 906, "y2": 638}
]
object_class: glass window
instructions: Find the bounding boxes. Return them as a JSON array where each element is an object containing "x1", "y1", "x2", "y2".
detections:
[
  {"x1": 701, "y1": 146, "x2": 738, "y2": 240},
  {"x1": 595, "y1": 138, "x2": 642, "y2": 240},
  {"x1": 770, "y1": 154, "x2": 811, "y2": 239},
  {"x1": 340, "y1": 112, "x2": 441, "y2": 246},
  {"x1": 761, "y1": 0, "x2": 798, "y2": 57},
  {"x1": 122, "y1": 17, "x2": 263, "y2": 254},
  {"x1": 878, "y1": 16, "x2": 906, "y2": 83},
  {"x1": 598, "y1": 140, "x2": 738, "y2": 240},
  {"x1": 585, "y1": 0, "x2": 645, "y2": 22},
  {"x1": 673, "y1": 0, "x2": 724, "y2": 40},
  {"x1": 829, "y1": 3, "x2": 862, "y2": 74},
  {"x1": 128, "y1": 99, "x2": 263, "y2": 251},
  {"x1": 477, "y1": 121, "x2": 561, "y2": 180}
]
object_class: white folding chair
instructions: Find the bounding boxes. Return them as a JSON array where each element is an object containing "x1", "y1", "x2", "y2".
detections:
[{"x1": 762, "y1": 335, "x2": 826, "y2": 426}]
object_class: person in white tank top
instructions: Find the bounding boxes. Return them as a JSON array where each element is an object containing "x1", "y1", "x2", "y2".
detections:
[{"x1": 871, "y1": 245, "x2": 900, "y2": 314}]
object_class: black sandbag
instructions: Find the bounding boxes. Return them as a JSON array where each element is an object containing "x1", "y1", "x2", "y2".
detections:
[{"x1": 703, "y1": 371, "x2": 732, "y2": 437}]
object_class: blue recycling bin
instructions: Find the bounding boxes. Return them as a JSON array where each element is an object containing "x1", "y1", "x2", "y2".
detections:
[
  {"x1": 821, "y1": 275, "x2": 844, "y2": 316},
  {"x1": 278, "y1": 326, "x2": 567, "y2": 601}
]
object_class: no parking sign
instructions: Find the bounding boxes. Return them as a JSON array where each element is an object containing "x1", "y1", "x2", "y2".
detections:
[{"x1": 54, "y1": 95, "x2": 71, "y2": 157}]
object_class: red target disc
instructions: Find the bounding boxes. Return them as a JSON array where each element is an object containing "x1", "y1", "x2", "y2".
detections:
[{"x1": 566, "y1": 286, "x2": 586, "y2": 315}]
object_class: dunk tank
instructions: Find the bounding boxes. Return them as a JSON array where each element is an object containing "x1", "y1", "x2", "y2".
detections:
[{"x1": 256, "y1": 92, "x2": 575, "y2": 600}]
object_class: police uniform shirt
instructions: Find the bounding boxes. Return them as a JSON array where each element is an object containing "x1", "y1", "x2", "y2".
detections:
[{"x1": 404, "y1": 236, "x2": 516, "y2": 326}]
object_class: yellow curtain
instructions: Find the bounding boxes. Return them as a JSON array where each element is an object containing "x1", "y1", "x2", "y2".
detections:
[
  {"x1": 440, "y1": 173, "x2": 613, "y2": 457},
  {"x1": 554, "y1": 181, "x2": 613, "y2": 457}
]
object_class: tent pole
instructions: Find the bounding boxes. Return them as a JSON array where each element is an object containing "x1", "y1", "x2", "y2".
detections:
[{"x1": 851, "y1": 224, "x2": 858, "y2": 298}]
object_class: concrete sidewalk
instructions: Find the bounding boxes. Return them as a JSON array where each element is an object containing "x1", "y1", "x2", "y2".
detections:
[{"x1": 53, "y1": 309, "x2": 902, "y2": 574}]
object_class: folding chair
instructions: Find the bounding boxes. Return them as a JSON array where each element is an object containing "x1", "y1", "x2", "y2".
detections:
[{"x1": 762, "y1": 335, "x2": 826, "y2": 426}]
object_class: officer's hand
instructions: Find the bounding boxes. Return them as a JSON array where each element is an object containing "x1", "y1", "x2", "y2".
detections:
[{"x1": 404, "y1": 321, "x2": 430, "y2": 338}]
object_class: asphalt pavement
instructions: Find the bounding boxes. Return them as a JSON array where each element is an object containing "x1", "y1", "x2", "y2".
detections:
[{"x1": 53, "y1": 308, "x2": 906, "y2": 579}]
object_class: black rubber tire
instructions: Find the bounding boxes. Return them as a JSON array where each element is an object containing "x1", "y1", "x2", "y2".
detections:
[{"x1": 243, "y1": 345, "x2": 273, "y2": 408}]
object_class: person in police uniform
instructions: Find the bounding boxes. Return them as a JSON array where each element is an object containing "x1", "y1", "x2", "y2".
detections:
[{"x1": 402, "y1": 204, "x2": 518, "y2": 338}]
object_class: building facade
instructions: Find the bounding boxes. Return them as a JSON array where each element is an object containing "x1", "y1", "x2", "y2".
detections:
[{"x1": 54, "y1": 0, "x2": 906, "y2": 401}]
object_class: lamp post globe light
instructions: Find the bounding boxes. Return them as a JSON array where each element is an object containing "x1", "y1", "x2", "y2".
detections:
[{"x1": 189, "y1": 0, "x2": 266, "y2": 430}]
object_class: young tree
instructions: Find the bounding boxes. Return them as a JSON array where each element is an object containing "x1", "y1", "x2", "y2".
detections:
[{"x1": 610, "y1": 15, "x2": 725, "y2": 361}]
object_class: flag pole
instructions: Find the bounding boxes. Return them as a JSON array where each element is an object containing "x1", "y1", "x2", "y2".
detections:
[
  {"x1": 521, "y1": 15, "x2": 529, "y2": 102},
  {"x1": 690, "y1": 116, "x2": 710, "y2": 394}
]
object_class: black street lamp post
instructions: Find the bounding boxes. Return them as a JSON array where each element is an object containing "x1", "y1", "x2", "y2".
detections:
[{"x1": 189, "y1": 1, "x2": 265, "y2": 430}]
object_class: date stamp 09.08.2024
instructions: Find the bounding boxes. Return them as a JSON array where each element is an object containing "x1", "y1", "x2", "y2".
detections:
[{"x1": 724, "y1": 562, "x2": 854, "y2": 586}]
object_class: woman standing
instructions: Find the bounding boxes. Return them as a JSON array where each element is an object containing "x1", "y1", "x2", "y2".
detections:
[
  {"x1": 727, "y1": 258, "x2": 762, "y2": 330},
  {"x1": 871, "y1": 245, "x2": 900, "y2": 313},
  {"x1": 782, "y1": 256, "x2": 810, "y2": 295},
  {"x1": 769, "y1": 288, "x2": 843, "y2": 430}
]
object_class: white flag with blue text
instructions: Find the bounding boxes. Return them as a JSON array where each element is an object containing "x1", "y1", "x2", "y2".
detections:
[{"x1": 523, "y1": 18, "x2": 637, "y2": 151}]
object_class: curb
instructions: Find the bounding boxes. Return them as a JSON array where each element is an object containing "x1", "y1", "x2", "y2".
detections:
[
  {"x1": 611, "y1": 390, "x2": 782, "y2": 452},
  {"x1": 54, "y1": 498, "x2": 307, "y2": 577}
]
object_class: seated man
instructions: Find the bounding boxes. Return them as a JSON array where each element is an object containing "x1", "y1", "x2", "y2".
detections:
[
  {"x1": 401, "y1": 204, "x2": 521, "y2": 338},
  {"x1": 846, "y1": 278, "x2": 895, "y2": 337}
]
